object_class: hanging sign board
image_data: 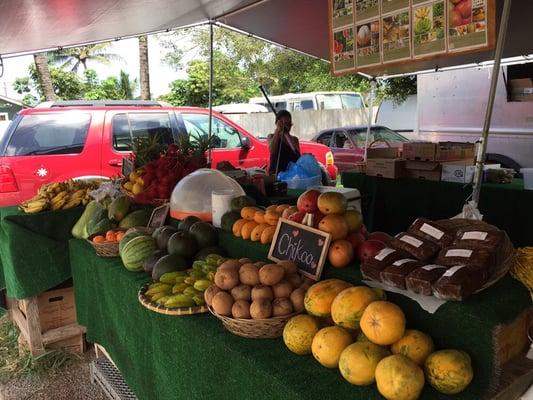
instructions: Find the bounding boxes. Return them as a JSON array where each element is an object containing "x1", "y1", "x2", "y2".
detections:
[
  {"x1": 147, "y1": 203, "x2": 170, "y2": 229},
  {"x1": 329, "y1": 0, "x2": 495, "y2": 76},
  {"x1": 268, "y1": 219, "x2": 332, "y2": 281}
]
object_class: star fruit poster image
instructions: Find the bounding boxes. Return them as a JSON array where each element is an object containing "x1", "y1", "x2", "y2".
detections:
[
  {"x1": 448, "y1": 0, "x2": 488, "y2": 52},
  {"x1": 333, "y1": 27, "x2": 356, "y2": 72},
  {"x1": 382, "y1": 9, "x2": 411, "y2": 63},
  {"x1": 413, "y1": 0, "x2": 446, "y2": 58},
  {"x1": 332, "y1": 0, "x2": 354, "y2": 29}
]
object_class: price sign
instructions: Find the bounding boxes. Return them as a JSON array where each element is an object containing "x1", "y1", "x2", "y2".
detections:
[{"x1": 147, "y1": 204, "x2": 170, "y2": 229}]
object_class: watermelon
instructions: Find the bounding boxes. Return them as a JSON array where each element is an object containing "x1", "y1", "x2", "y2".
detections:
[
  {"x1": 121, "y1": 236, "x2": 157, "y2": 272},
  {"x1": 119, "y1": 229, "x2": 149, "y2": 254}
]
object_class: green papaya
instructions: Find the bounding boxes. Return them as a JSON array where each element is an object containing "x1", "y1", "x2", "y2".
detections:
[
  {"x1": 119, "y1": 209, "x2": 152, "y2": 229},
  {"x1": 72, "y1": 201, "x2": 105, "y2": 239},
  {"x1": 108, "y1": 196, "x2": 131, "y2": 222}
]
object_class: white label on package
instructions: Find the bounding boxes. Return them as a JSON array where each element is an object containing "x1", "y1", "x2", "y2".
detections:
[
  {"x1": 374, "y1": 248, "x2": 395, "y2": 261},
  {"x1": 393, "y1": 258, "x2": 415, "y2": 266},
  {"x1": 442, "y1": 265, "x2": 465, "y2": 277},
  {"x1": 422, "y1": 264, "x2": 446, "y2": 271},
  {"x1": 420, "y1": 223, "x2": 444, "y2": 240},
  {"x1": 461, "y1": 231, "x2": 488, "y2": 241},
  {"x1": 400, "y1": 235, "x2": 423, "y2": 248},
  {"x1": 445, "y1": 249, "x2": 473, "y2": 258}
]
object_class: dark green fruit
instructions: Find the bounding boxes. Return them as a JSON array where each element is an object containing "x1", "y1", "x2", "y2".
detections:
[
  {"x1": 194, "y1": 246, "x2": 227, "y2": 261},
  {"x1": 143, "y1": 250, "x2": 166, "y2": 274},
  {"x1": 178, "y1": 216, "x2": 202, "y2": 232},
  {"x1": 153, "y1": 225, "x2": 178, "y2": 250},
  {"x1": 152, "y1": 253, "x2": 189, "y2": 281},
  {"x1": 221, "y1": 211, "x2": 241, "y2": 233},
  {"x1": 189, "y1": 222, "x2": 218, "y2": 249},
  {"x1": 167, "y1": 231, "x2": 198, "y2": 259},
  {"x1": 230, "y1": 195, "x2": 256, "y2": 213}
]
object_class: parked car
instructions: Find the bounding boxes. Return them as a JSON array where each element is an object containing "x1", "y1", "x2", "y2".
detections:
[
  {"x1": 312, "y1": 125, "x2": 408, "y2": 173},
  {"x1": 0, "y1": 101, "x2": 337, "y2": 207}
]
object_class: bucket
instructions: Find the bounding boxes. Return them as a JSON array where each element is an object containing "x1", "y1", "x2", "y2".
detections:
[
  {"x1": 521, "y1": 168, "x2": 533, "y2": 190},
  {"x1": 211, "y1": 190, "x2": 237, "y2": 228}
]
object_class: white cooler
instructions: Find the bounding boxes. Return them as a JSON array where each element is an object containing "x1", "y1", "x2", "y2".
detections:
[{"x1": 311, "y1": 186, "x2": 362, "y2": 213}]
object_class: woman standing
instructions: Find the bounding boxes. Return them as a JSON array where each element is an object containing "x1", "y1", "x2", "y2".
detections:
[{"x1": 267, "y1": 110, "x2": 301, "y2": 175}]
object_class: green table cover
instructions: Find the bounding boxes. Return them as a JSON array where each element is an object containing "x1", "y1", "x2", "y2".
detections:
[
  {"x1": 71, "y1": 233, "x2": 531, "y2": 400},
  {"x1": 0, "y1": 206, "x2": 83, "y2": 299},
  {"x1": 341, "y1": 173, "x2": 533, "y2": 247}
]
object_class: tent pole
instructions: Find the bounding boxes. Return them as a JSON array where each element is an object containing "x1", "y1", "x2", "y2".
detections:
[
  {"x1": 471, "y1": 0, "x2": 512, "y2": 207},
  {"x1": 208, "y1": 21, "x2": 214, "y2": 166},
  {"x1": 363, "y1": 79, "x2": 376, "y2": 162}
]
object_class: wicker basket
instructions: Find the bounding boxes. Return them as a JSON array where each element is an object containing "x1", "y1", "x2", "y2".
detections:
[
  {"x1": 121, "y1": 181, "x2": 167, "y2": 207},
  {"x1": 138, "y1": 283, "x2": 208, "y2": 316},
  {"x1": 86, "y1": 229, "x2": 126, "y2": 257},
  {"x1": 208, "y1": 305, "x2": 301, "y2": 339}
]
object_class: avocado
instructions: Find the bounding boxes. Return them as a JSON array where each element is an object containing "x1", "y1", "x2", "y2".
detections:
[
  {"x1": 152, "y1": 225, "x2": 178, "y2": 250},
  {"x1": 220, "y1": 211, "x2": 241, "y2": 233},
  {"x1": 178, "y1": 216, "x2": 202, "y2": 232},
  {"x1": 143, "y1": 250, "x2": 166, "y2": 275},
  {"x1": 230, "y1": 195, "x2": 256, "y2": 213},
  {"x1": 189, "y1": 221, "x2": 218, "y2": 249},
  {"x1": 194, "y1": 246, "x2": 227, "y2": 261},
  {"x1": 152, "y1": 253, "x2": 189, "y2": 281},
  {"x1": 167, "y1": 231, "x2": 198, "y2": 259}
]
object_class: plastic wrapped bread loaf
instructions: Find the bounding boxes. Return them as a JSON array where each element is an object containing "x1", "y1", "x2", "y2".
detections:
[
  {"x1": 380, "y1": 258, "x2": 424, "y2": 289},
  {"x1": 453, "y1": 229, "x2": 504, "y2": 249},
  {"x1": 406, "y1": 264, "x2": 448, "y2": 296},
  {"x1": 407, "y1": 218, "x2": 454, "y2": 247},
  {"x1": 432, "y1": 265, "x2": 483, "y2": 301},
  {"x1": 391, "y1": 233, "x2": 441, "y2": 261}
]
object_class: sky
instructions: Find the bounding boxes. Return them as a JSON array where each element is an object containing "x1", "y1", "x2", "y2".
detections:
[{"x1": 0, "y1": 33, "x2": 191, "y2": 100}]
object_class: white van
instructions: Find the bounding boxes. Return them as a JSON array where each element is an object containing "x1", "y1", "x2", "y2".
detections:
[
  {"x1": 375, "y1": 95, "x2": 418, "y2": 140},
  {"x1": 249, "y1": 91, "x2": 366, "y2": 112}
]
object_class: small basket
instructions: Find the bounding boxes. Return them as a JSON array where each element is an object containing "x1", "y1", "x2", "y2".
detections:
[
  {"x1": 87, "y1": 229, "x2": 126, "y2": 257},
  {"x1": 208, "y1": 305, "x2": 301, "y2": 339},
  {"x1": 121, "y1": 180, "x2": 168, "y2": 206},
  {"x1": 138, "y1": 283, "x2": 208, "y2": 316}
]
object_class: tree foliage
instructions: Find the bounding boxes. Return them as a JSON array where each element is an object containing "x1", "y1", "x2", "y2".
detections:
[{"x1": 49, "y1": 43, "x2": 125, "y2": 72}]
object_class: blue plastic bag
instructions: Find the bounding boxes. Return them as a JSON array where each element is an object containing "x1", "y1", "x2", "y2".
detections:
[
  {"x1": 296, "y1": 154, "x2": 321, "y2": 177},
  {"x1": 278, "y1": 155, "x2": 322, "y2": 189}
]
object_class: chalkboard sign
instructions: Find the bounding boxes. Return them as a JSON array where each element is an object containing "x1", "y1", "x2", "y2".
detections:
[
  {"x1": 268, "y1": 218, "x2": 332, "y2": 281},
  {"x1": 147, "y1": 204, "x2": 170, "y2": 229},
  {"x1": 122, "y1": 158, "x2": 134, "y2": 178}
]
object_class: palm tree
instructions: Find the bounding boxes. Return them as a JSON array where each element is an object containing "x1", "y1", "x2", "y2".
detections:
[
  {"x1": 138, "y1": 35, "x2": 151, "y2": 100},
  {"x1": 117, "y1": 70, "x2": 137, "y2": 99},
  {"x1": 50, "y1": 43, "x2": 124, "y2": 72},
  {"x1": 33, "y1": 53, "x2": 55, "y2": 101}
]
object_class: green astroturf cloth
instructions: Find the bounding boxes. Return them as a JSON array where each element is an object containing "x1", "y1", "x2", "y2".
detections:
[
  {"x1": 71, "y1": 232, "x2": 531, "y2": 400},
  {"x1": 0, "y1": 206, "x2": 83, "y2": 299},
  {"x1": 341, "y1": 173, "x2": 533, "y2": 247}
]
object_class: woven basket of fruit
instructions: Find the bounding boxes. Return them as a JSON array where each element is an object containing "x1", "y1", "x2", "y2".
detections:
[
  {"x1": 138, "y1": 283, "x2": 209, "y2": 316},
  {"x1": 87, "y1": 229, "x2": 126, "y2": 257},
  {"x1": 208, "y1": 306, "x2": 300, "y2": 339}
]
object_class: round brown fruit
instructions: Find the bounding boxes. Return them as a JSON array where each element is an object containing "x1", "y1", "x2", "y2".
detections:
[
  {"x1": 218, "y1": 259, "x2": 241, "y2": 271},
  {"x1": 278, "y1": 260, "x2": 298, "y2": 275},
  {"x1": 214, "y1": 268, "x2": 239, "y2": 290},
  {"x1": 286, "y1": 273, "x2": 303, "y2": 289},
  {"x1": 212, "y1": 291, "x2": 234, "y2": 316},
  {"x1": 230, "y1": 284, "x2": 252, "y2": 301},
  {"x1": 238, "y1": 258, "x2": 253, "y2": 265},
  {"x1": 254, "y1": 261, "x2": 267, "y2": 268},
  {"x1": 272, "y1": 298, "x2": 294, "y2": 317},
  {"x1": 290, "y1": 287, "x2": 306, "y2": 312},
  {"x1": 273, "y1": 280, "x2": 293, "y2": 298},
  {"x1": 232, "y1": 300, "x2": 251, "y2": 319},
  {"x1": 250, "y1": 299, "x2": 273, "y2": 319},
  {"x1": 239, "y1": 263, "x2": 260, "y2": 286},
  {"x1": 259, "y1": 264, "x2": 285, "y2": 286},
  {"x1": 204, "y1": 285, "x2": 222, "y2": 306},
  {"x1": 251, "y1": 285, "x2": 274, "y2": 301}
]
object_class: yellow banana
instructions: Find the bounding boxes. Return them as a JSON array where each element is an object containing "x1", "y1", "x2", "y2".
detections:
[
  {"x1": 51, "y1": 191, "x2": 68, "y2": 205},
  {"x1": 62, "y1": 197, "x2": 81, "y2": 209},
  {"x1": 51, "y1": 198, "x2": 67, "y2": 211}
]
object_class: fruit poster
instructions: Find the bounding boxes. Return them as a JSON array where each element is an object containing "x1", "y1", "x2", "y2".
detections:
[
  {"x1": 448, "y1": 0, "x2": 488, "y2": 52},
  {"x1": 356, "y1": 20, "x2": 381, "y2": 67},
  {"x1": 333, "y1": 27, "x2": 356, "y2": 72},
  {"x1": 355, "y1": 0, "x2": 379, "y2": 23},
  {"x1": 382, "y1": 10, "x2": 411, "y2": 63},
  {"x1": 381, "y1": 0, "x2": 410, "y2": 15},
  {"x1": 413, "y1": 1, "x2": 446, "y2": 58},
  {"x1": 332, "y1": 0, "x2": 354, "y2": 29}
]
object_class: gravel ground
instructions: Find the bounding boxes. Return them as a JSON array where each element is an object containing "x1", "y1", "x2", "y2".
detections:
[{"x1": 0, "y1": 348, "x2": 107, "y2": 400}]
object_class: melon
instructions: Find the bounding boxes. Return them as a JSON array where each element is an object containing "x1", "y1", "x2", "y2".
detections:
[
  {"x1": 119, "y1": 229, "x2": 149, "y2": 254},
  {"x1": 118, "y1": 209, "x2": 152, "y2": 229},
  {"x1": 121, "y1": 235, "x2": 157, "y2": 272},
  {"x1": 360, "y1": 301, "x2": 406, "y2": 346},
  {"x1": 339, "y1": 342, "x2": 390, "y2": 386},
  {"x1": 311, "y1": 326, "x2": 353, "y2": 368},
  {"x1": 375, "y1": 354, "x2": 425, "y2": 400},
  {"x1": 283, "y1": 315, "x2": 321, "y2": 355},
  {"x1": 304, "y1": 279, "x2": 352, "y2": 318},
  {"x1": 331, "y1": 286, "x2": 379, "y2": 330},
  {"x1": 391, "y1": 329, "x2": 434, "y2": 366},
  {"x1": 424, "y1": 349, "x2": 473, "y2": 394}
]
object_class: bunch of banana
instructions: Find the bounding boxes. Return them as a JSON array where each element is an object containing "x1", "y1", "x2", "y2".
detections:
[{"x1": 19, "y1": 179, "x2": 102, "y2": 214}]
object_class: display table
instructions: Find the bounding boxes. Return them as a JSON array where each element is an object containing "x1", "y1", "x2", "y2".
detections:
[
  {"x1": 0, "y1": 206, "x2": 83, "y2": 299},
  {"x1": 341, "y1": 173, "x2": 533, "y2": 247},
  {"x1": 71, "y1": 233, "x2": 531, "y2": 400}
]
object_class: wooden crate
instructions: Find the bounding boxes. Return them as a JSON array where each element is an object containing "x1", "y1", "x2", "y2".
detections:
[
  {"x1": 19, "y1": 332, "x2": 86, "y2": 354},
  {"x1": 7, "y1": 286, "x2": 86, "y2": 356}
]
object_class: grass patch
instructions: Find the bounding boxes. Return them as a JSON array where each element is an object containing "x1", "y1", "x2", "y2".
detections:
[{"x1": 0, "y1": 315, "x2": 81, "y2": 383}]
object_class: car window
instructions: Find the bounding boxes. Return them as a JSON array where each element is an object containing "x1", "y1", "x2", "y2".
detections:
[
  {"x1": 349, "y1": 127, "x2": 408, "y2": 147},
  {"x1": 316, "y1": 94, "x2": 343, "y2": 110},
  {"x1": 300, "y1": 100, "x2": 314, "y2": 110},
  {"x1": 373, "y1": 127, "x2": 408, "y2": 142},
  {"x1": 317, "y1": 131, "x2": 333, "y2": 146},
  {"x1": 182, "y1": 114, "x2": 242, "y2": 149},
  {"x1": 341, "y1": 94, "x2": 364, "y2": 109},
  {"x1": 332, "y1": 131, "x2": 351, "y2": 149},
  {"x1": 5, "y1": 113, "x2": 91, "y2": 156},
  {"x1": 112, "y1": 113, "x2": 173, "y2": 151}
]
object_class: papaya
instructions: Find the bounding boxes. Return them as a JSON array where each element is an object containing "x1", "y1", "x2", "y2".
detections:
[
  {"x1": 108, "y1": 196, "x2": 131, "y2": 222},
  {"x1": 339, "y1": 342, "x2": 390, "y2": 386},
  {"x1": 331, "y1": 286, "x2": 380, "y2": 330},
  {"x1": 424, "y1": 350, "x2": 473, "y2": 394},
  {"x1": 119, "y1": 209, "x2": 152, "y2": 229},
  {"x1": 375, "y1": 355, "x2": 425, "y2": 400},
  {"x1": 72, "y1": 200, "x2": 105, "y2": 239},
  {"x1": 311, "y1": 326, "x2": 353, "y2": 368},
  {"x1": 391, "y1": 329, "x2": 434, "y2": 366},
  {"x1": 304, "y1": 279, "x2": 352, "y2": 318},
  {"x1": 283, "y1": 314, "x2": 320, "y2": 355},
  {"x1": 360, "y1": 301, "x2": 406, "y2": 346}
]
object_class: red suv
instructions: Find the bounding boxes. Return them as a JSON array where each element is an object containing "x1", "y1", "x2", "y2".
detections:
[{"x1": 0, "y1": 101, "x2": 337, "y2": 207}]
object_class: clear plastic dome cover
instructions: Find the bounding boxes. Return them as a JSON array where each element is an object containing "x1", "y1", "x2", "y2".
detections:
[{"x1": 170, "y1": 169, "x2": 245, "y2": 221}]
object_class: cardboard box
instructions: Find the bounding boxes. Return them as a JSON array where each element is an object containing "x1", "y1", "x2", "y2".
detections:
[
  {"x1": 441, "y1": 162, "x2": 502, "y2": 183},
  {"x1": 510, "y1": 78, "x2": 533, "y2": 102},
  {"x1": 366, "y1": 159, "x2": 405, "y2": 179},
  {"x1": 367, "y1": 147, "x2": 399, "y2": 159},
  {"x1": 404, "y1": 160, "x2": 441, "y2": 181},
  {"x1": 18, "y1": 287, "x2": 77, "y2": 332},
  {"x1": 403, "y1": 143, "x2": 436, "y2": 161}
]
